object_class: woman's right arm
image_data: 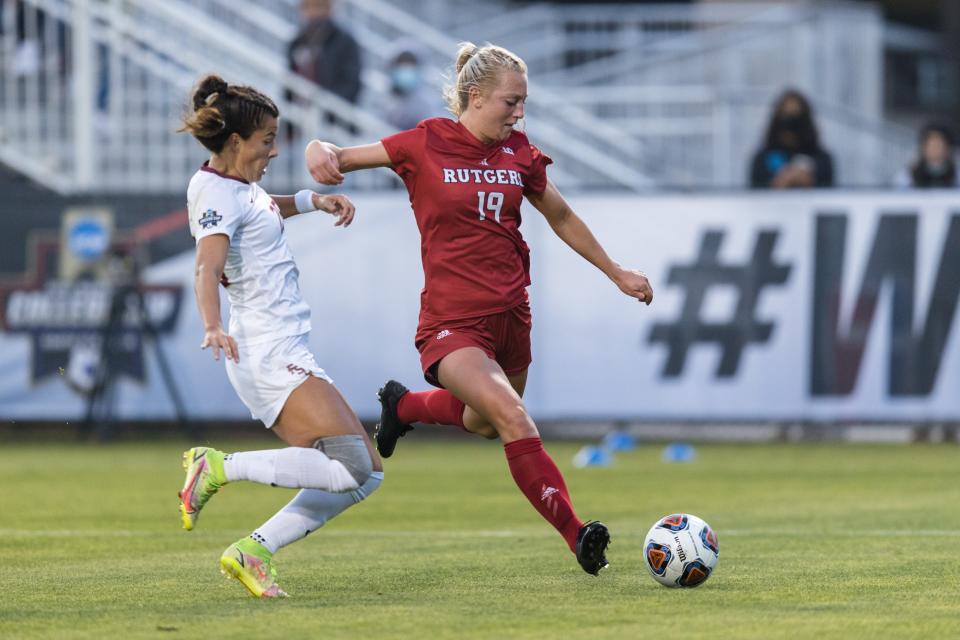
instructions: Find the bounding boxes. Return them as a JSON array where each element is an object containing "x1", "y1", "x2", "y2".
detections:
[
  {"x1": 305, "y1": 140, "x2": 392, "y2": 185},
  {"x1": 195, "y1": 234, "x2": 239, "y2": 362}
]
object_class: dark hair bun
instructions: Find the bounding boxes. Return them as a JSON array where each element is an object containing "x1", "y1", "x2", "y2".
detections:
[{"x1": 193, "y1": 75, "x2": 229, "y2": 110}]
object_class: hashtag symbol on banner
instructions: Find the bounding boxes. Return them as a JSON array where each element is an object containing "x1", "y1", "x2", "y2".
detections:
[{"x1": 648, "y1": 230, "x2": 791, "y2": 377}]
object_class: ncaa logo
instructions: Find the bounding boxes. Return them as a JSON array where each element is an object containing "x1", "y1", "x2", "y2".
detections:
[
  {"x1": 436, "y1": 330, "x2": 452, "y2": 340},
  {"x1": 68, "y1": 219, "x2": 110, "y2": 261},
  {"x1": 199, "y1": 209, "x2": 223, "y2": 229}
]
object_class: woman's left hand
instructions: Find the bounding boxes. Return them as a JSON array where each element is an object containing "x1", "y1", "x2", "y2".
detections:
[
  {"x1": 312, "y1": 193, "x2": 356, "y2": 227},
  {"x1": 613, "y1": 267, "x2": 653, "y2": 305}
]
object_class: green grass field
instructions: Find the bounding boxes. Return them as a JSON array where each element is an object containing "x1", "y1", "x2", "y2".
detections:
[{"x1": 2, "y1": 438, "x2": 958, "y2": 639}]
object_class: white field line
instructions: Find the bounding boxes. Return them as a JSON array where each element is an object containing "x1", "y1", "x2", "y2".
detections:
[
  {"x1": 0, "y1": 529, "x2": 524, "y2": 538},
  {"x1": 2, "y1": 528, "x2": 959, "y2": 538},
  {"x1": 721, "y1": 529, "x2": 960, "y2": 537}
]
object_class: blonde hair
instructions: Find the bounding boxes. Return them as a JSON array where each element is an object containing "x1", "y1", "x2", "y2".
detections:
[{"x1": 444, "y1": 42, "x2": 527, "y2": 117}]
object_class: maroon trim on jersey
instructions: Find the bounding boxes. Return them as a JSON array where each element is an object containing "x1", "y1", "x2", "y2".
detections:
[
  {"x1": 200, "y1": 161, "x2": 249, "y2": 184},
  {"x1": 220, "y1": 273, "x2": 231, "y2": 288}
]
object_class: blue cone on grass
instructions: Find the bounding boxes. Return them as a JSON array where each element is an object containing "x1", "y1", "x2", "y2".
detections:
[
  {"x1": 662, "y1": 442, "x2": 697, "y2": 463},
  {"x1": 572, "y1": 445, "x2": 614, "y2": 468},
  {"x1": 602, "y1": 430, "x2": 637, "y2": 452}
]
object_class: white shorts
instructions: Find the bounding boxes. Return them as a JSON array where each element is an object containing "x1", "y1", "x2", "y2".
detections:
[{"x1": 225, "y1": 333, "x2": 333, "y2": 428}]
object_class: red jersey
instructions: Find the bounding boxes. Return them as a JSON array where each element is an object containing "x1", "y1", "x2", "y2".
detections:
[{"x1": 382, "y1": 118, "x2": 552, "y2": 322}]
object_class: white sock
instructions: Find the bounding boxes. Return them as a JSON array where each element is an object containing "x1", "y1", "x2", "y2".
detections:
[
  {"x1": 223, "y1": 447, "x2": 360, "y2": 493},
  {"x1": 253, "y1": 471, "x2": 384, "y2": 553}
]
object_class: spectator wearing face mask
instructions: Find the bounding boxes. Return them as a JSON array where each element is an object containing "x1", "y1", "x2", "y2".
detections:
[
  {"x1": 383, "y1": 47, "x2": 444, "y2": 131},
  {"x1": 893, "y1": 124, "x2": 959, "y2": 188},
  {"x1": 749, "y1": 89, "x2": 834, "y2": 189},
  {"x1": 288, "y1": 0, "x2": 361, "y2": 132}
]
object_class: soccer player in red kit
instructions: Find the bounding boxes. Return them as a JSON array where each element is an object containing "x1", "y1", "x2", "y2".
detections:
[{"x1": 305, "y1": 42, "x2": 653, "y2": 576}]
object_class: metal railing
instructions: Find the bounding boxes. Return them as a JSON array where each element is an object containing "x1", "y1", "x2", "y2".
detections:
[
  {"x1": 337, "y1": 0, "x2": 656, "y2": 189},
  {"x1": 0, "y1": 0, "x2": 919, "y2": 193},
  {"x1": 0, "y1": 0, "x2": 401, "y2": 194},
  {"x1": 339, "y1": 0, "x2": 905, "y2": 188},
  {"x1": 562, "y1": 85, "x2": 917, "y2": 188}
]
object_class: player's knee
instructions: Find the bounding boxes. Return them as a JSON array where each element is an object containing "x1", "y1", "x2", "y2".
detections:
[
  {"x1": 478, "y1": 426, "x2": 499, "y2": 440},
  {"x1": 491, "y1": 404, "x2": 536, "y2": 440},
  {"x1": 313, "y1": 434, "x2": 373, "y2": 486},
  {"x1": 470, "y1": 421, "x2": 499, "y2": 439},
  {"x1": 464, "y1": 417, "x2": 499, "y2": 439}
]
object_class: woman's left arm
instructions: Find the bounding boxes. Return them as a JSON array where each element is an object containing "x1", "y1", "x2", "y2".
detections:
[
  {"x1": 270, "y1": 192, "x2": 356, "y2": 226},
  {"x1": 527, "y1": 179, "x2": 653, "y2": 305}
]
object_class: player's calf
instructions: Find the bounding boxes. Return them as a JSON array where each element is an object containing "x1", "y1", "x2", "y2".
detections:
[
  {"x1": 251, "y1": 471, "x2": 385, "y2": 553},
  {"x1": 221, "y1": 437, "x2": 371, "y2": 493}
]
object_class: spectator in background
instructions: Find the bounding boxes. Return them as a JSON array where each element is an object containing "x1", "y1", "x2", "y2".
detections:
[
  {"x1": 288, "y1": 0, "x2": 361, "y2": 129},
  {"x1": 893, "y1": 123, "x2": 959, "y2": 188},
  {"x1": 5, "y1": 1, "x2": 67, "y2": 81},
  {"x1": 750, "y1": 89, "x2": 834, "y2": 189},
  {"x1": 383, "y1": 46, "x2": 444, "y2": 131}
]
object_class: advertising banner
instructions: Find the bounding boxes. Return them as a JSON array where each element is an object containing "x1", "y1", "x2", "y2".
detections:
[{"x1": 1, "y1": 192, "x2": 957, "y2": 422}]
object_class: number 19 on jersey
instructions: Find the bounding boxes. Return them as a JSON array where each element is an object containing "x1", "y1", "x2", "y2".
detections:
[{"x1": 477, "y1": 191, "x2": 504, "y2": 223}]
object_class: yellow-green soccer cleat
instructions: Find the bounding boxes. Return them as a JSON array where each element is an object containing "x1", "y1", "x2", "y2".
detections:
[
  {"x1": 178, "y1": 447, "x2": 226, "y2": 531},
  {"x1": 219, "y1": 537, "x2": 288, "y2": 599}
]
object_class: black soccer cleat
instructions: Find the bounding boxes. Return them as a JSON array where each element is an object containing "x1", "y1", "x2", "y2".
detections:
[
  {"x1": 375, "y1": 380, "x2": 414, "y2": 458},
  {"x1": 576, "y1": 521, "x2": 611, "y2": 576}
]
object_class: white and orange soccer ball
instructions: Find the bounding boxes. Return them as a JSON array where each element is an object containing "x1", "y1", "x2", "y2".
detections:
[{"x1": 643, "y1": 513, "x2": 719, "y2": 588}]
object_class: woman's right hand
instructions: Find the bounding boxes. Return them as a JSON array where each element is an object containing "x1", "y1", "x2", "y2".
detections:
[
  {"x1": 201, "y1": 326, "x2": 239, "y2": 363},
  {"x1": 612, "y1": 267, "x2": 654, "y2": 306},
  {"x1": 305, "y1": 140, "x2": 344, "y2": 185}
]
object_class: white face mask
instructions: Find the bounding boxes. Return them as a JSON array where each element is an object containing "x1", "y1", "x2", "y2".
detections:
[{"x1": 391, "y1": 64, "x2": 420, "y2": 93}]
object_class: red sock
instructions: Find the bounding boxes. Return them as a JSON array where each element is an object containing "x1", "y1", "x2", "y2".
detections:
[
  {"x1": 396, "y1": 389, "x2": 466, "y2": 427},
  {"x1": 504, "y1": 437, "x2": 584, "y2": 552}
]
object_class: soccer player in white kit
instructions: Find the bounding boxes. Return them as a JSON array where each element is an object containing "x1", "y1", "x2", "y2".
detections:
[{"x1": 177, "y1": 75, "x2": 383, "y2": 598}]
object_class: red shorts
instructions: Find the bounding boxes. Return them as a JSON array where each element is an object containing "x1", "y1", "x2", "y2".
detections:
[{"x1": 415, "y1": 301, "x2": 533, "y2": 388}]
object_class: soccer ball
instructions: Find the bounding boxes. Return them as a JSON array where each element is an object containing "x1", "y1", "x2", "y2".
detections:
[{"x1": 643, "y1": 513, "x2": 719, "y2": 588}]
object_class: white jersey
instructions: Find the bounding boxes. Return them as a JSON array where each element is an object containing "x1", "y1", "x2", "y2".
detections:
[{"x1": 187, "y1": 164, "x2": 311, "y2": 344}]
